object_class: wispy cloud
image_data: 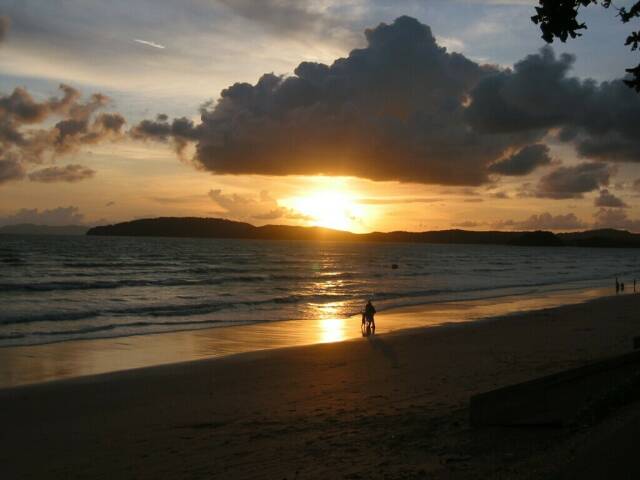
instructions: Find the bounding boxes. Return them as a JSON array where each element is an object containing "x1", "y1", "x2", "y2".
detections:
[{"x1": 134, "y1": 38, "x2": 165, "y2": 49}]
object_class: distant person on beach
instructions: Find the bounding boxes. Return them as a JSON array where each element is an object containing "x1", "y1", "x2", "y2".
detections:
[
  {"x1": 364, "y1": 300, "x2": 376, "y2": 332},
  {"x1": 616, "y1": 277, "x2": 620, "y2": 294},
  {"x1": 621, "y1": 282, "x2": 625, "y2": 292}
]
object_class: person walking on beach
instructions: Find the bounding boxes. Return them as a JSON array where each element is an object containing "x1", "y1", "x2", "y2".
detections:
[
  {"x1": 364, "y1": 299, "x2": 376, "y2": 332},
  {"x1": 616, "y1": 277, "x2": 620, "y2": 294}
]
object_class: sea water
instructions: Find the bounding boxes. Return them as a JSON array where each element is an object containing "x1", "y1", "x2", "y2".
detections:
[{"x1": 1, "y1": 234, "x2": 639, "y2": 347}]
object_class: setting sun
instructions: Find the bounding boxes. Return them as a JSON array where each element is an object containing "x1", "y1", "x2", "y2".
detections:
[{"x1": 289, "y1": 190, "x2": 365, "y2": 232}]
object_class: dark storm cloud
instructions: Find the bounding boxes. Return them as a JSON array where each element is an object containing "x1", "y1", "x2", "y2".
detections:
[
  {"x1": 594, "y1": 189, "x2": 627, "y2": 208},
  {"x1": 535, "y1": 162, "x2": 612, "y2": 199},
  {"x1": 488, "y1": 144, "x2": 552, "y2": 176},
  {"x1": 575, "y1": 134, "x2": 640, "y2": 163},
  {"x1": 467, "y1": 47, "x2": 640, "y2": 163},
  {"x1": 28, "y1": 164, "x2": 96, "y2": 183},
  {"x1": 494, "y1": 212, "x2": 587, "y2": 231},
  {"x1": 131, "y1": 17, "x2": 640, "y2": 186},
  {"x1": 466, "y1": 48, "x2": 580, "y2": 134},
  {"x1": 0, "y1": 16, "x2": 9, "y2": 44},
  {"x1": 133, "y1": 16, "x2": 537, "y2": 186},
  {"x1": 0, "y1": 84, "x2": 124, "y2": 185}
]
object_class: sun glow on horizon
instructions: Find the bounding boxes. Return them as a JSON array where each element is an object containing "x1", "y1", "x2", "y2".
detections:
[{"x1": 288, "y1": 189, "x2": 366, "y2": 232}]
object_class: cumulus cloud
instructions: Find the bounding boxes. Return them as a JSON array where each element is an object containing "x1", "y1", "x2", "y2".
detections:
[
  {"x1": 467, "y1": 46, "x2": 640, "y2": 163},
  {"x1": 594, "y1": 189, "x2": 627, "y2": 208},
  {"x1": 488, "y1": 144, "x2": 552, "y2": 176},
  {"x1": 0, "y1": 84, "x2": 125, "y2": 186},
  {"x1": 130, "y1": 114, "x2": 198, "y2": 157},
  {"x1": 593, "y1": 209, "x2": 640, "y2": 232},
  {"x1": 208, "y1": 189, "x2": 310, "y2": 222},
  {"x1": 0, "y1": 154, "x2": 25, "y2": 184},
  {"x1": 55, "y1": 111, "x2": 126, "y2": 153},
  {"x1": 129, "y1": 17, "x2": 640, "y2": 188},
  {"x1": 133, "y1": 16, "x2": 537, "y2": 186},
  {"x1": 493, "y1": 209, "x2": 640, "y2": 232},
  {"x1": 0, "y1": 206, "x2": 85, "y2": 226},
  {"x1": 494, "y1": 212, "x2": 587, "y2": 231},
  {"x1": 28, "y1": 164, "x2": 96, "y2": 183},
  {"x1": 535, "y1": 162, "x2": 611, "y2": 199}
]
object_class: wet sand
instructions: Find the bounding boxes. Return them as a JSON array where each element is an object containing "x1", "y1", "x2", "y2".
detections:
[
  {"x1": 0, "y1": 285, "x2": 610, "y2": 387},
  {"x1": 1, "y1": 291, "x2": 639, "y2": 479}
]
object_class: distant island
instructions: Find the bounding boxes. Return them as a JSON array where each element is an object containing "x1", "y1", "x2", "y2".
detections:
[
  {"x1": 85, "y1": 217, "x2": 640, "y2": 248},
  {"x1": 0, "y1": 224, "x2": 89, "y2": 235}
]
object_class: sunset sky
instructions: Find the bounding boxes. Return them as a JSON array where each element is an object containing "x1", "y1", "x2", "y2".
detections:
[{"x1": 1, "y1": 0, "x2": 640, "y2": 233}]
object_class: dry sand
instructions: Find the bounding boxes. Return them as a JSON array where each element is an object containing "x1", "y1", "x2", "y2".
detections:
[{"x1": 1, "y1": 292, "x2": 640, "y2": 479}]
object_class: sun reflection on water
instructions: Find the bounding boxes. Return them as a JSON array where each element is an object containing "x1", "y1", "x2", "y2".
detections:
[{"x1": 318, "y1": 318, "x2": 346, "y2": 343}]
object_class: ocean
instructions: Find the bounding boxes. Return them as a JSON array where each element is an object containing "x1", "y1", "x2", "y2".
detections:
[{"x1": 1, "y1": 234, "x2": 639, "y2": 347}]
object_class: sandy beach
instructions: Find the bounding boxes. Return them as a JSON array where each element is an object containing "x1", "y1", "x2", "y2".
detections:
[
  {"x1": 1, "y1": 291, "x2": 640, "y2": 479},
  {"x1": 0, "y1": 286, "x2": 611, "y2": 388}
]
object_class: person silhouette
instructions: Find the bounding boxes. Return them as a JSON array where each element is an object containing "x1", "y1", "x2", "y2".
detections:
[
  {"x1": 364, "y1": 299, "x2": 376, "y2": 333},
  {"x1": 616, "y1": 277, "x2": 620, "y2": 294},
  {"x1": 361, "y1": 323, "x2": 372, "y2": 337}
]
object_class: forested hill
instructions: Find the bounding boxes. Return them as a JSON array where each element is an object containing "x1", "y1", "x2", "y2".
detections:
[{"x1": 86, "y1": 217, "x2": 640, "y2": 248}]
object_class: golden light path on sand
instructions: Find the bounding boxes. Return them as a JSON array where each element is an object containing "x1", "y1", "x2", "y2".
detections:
[
  {"x1": 318, "y1": 318, "x2": 347, "y2": 344},
  {"x1": 0, "y1": 286, "x2": 611, "y2": 388}
]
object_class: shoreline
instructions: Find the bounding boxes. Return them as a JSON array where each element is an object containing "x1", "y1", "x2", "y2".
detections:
[
  {"x1": 0, "y1": 283, "x2": 615, "y2": 388},
  {"x1": 2, "y1": 292, "x2": 640, "y2": 478}
]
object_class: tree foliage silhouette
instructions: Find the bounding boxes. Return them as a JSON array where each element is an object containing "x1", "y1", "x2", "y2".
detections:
[{"x1": 532, "y1": 1, "x2": 640, "y2": 91}]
